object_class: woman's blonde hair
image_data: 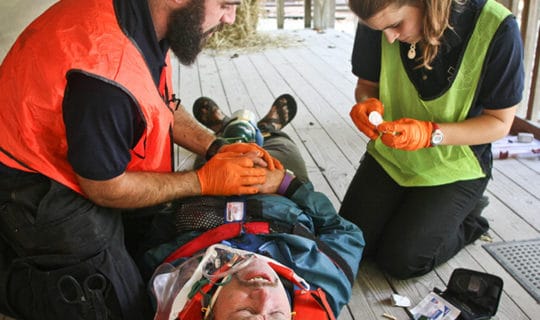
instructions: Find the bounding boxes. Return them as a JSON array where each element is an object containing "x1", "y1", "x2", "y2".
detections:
[{"x1": 349, "y1": 0, "x2": 463, "y2": 69}]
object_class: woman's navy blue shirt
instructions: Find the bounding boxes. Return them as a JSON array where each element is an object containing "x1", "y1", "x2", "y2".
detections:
[
  {"x1": 351, "y1": 0, "x2": 524, "y2": 112},
  {"x1": 350, "y1": 0, "x2": 524, "y2": 174}
]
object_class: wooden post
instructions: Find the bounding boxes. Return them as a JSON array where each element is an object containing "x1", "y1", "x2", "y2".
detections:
[
  {"x1": 277, "y1": 0, "x2": 285, "y2": 29},
  {"x1": 520, "y1": 0, "x2": 540, "y2": 122},
  {"x1": 498, "y1": 0, "x2": 540, "y2": 122},
  {"x1": 313, "y1": 0, "x2": 335, "y2": 30},
  {"x1": 304, "y1": 0, "x2": 312, "y2": 28},
  {"x1": 526, "y1": 22, "x2": 540, "y2": 121}
]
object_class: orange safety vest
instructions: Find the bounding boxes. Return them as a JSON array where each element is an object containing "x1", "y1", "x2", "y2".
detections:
[{"x1": 0, "y1": 0, "x2": 175, "y2": 195}]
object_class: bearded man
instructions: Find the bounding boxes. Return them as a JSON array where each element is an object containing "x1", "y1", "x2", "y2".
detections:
[{"x1": 0, "y1": 0, "x2": 284, "y2": 319}]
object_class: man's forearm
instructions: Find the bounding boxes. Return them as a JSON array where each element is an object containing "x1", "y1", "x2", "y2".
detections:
[
  {"x1": 172, "y1": 105, "x2": 215, "y2": 156},
  {"x1": 77, "y1": 170, "x2": 201, "y2": 208}
]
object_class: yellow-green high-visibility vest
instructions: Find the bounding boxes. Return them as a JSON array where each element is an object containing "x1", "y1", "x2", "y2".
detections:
[{"x1": 368, "y1": 0, "x2": 511, "y2": 186}]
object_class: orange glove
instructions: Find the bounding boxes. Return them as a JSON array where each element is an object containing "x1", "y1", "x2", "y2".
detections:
[
  {"x1": 197, "y1": 151, "x2": 266, "y2": 195},
  {"x1": 378, "y1": 118, "x2": 434, "y2": 151},
  {"x1": 350, "y1": 98, "x2": 385, "y2": 140},
  {"x1": 219, "y1": 142, "x2": 283, "y2": 170}
]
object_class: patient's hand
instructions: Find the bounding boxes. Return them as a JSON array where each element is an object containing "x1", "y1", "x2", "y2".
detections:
[{"x1": 257, "y1": 168, "x2": 285, "y2": 194}]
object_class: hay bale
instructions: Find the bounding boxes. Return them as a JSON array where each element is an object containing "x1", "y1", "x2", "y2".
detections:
[{"x1": 205, "y1": 0, "x2": 300, "y2": 52}]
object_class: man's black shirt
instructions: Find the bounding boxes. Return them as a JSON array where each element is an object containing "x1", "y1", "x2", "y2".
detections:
[{"x1": 65, "y1": 0, "x2": 170, "y2": 180}]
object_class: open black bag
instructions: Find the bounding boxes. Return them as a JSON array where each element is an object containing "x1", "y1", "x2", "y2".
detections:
[{"x1": 434, "y1": 268, "x2": 504, "y2": 320}]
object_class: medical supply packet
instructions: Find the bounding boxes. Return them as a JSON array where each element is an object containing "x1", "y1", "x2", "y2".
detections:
[{"x1": 411, "y1": 292, "x2": 461, "y2": 320}]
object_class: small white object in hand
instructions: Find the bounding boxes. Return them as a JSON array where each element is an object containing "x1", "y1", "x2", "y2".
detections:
[{"x1": 368, "y1": 111, "x2": 383, "y2": 127}]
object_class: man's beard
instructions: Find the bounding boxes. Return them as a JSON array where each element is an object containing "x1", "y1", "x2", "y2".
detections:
[{"x1": 166, "y1": 0, "x2": 216, "y2": 66}]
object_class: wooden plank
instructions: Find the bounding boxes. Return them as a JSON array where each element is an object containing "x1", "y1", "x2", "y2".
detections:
[
  {"x1": 517, "y1": 157, "x2": 540, "y2": 173},
  {"x1": 260, "y1": 47, "x2": 364, "y2": 162},
  {"x1": 243, "y1": 49, "x2": 359, "y2": 198},
  {"x1": 173, "y1": 56, "x2": 204, "y2": 171},
  {"x1": 247, "y1": 42, "x2": 359, "y2": 196},
  {"x1": 212, "y1": 53, "x2": 253, "y2": 115},
  {"x1": 197, "y1": 54, "x2": 233, "y2": 115},
  {"x1": 279, "y1": 31, "x2": 358, "y2": 110},
  {"x1": 348, "y1": 260, "x2": 410, "y2": 320},
  {"x1": 301, "y1": 30, "x2": 358, "y2": 81},
  {"x1": 176, "y1": 57, "x2": 202, "y2": 107},
  {"x1": 337, "y1": 306, "x2": 354, "y2": 320},
  {"x1": 299, "y1": 127, "x2": 358, "y2": 198},
  {"x1": 483, "y1": 190, "x2": 539, "y2": 240},
  {"x1": 293, "y1": 40, "x2": 358, "y2": 106},
  {"x1": 337, "y1": 309, "x2": 354, "y2": 320},
  {"x1": 493, "y1": 159, "x2": 540, "y2": 198},
  {"x1": 487, "y1": 167, "x2": 540, "y2": 231}
]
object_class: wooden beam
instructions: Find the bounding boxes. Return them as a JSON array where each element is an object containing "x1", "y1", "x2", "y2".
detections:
[
  {"x1": 276, "y1": 0, "x2": 285, "y2": 29},
  {"x1": 510, "y1": 116, "x2": 540, "y2": 139},
  {"x1": 527, "y1": 21, "x2": 540, "y2": 120},
  {"x1": 304, "y1": 0, "x2": 312, "y2": 28},
  {"x1": 517, "y1": 0, "x2": 540, "y2": 119},
  {"x1": 313, "y1": 0, "x2": 335, "y2": 30}
]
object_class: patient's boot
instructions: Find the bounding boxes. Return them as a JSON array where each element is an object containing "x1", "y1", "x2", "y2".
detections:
[
  {"x1": 192, "y1": 97, "x2": 231, "y2": 133},
  {"x1": 257, "y1": 94, "x2": 297, "y2": 134}
]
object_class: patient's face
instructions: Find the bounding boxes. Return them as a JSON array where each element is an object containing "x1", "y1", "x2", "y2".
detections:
[{"x1": 211, "y1": 258, "x2": 291, "y2": 320}]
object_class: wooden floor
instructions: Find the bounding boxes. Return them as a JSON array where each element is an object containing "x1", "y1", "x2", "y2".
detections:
[
  {"x1": 1, "y1": 26, "x2": 539, "y2": 320},
  {"x1": 171, "y1": 28, "x2": 540, "y2": 320}
]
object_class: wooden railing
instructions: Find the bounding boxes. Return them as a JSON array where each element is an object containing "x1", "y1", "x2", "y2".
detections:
[{"x1": 501, "y1": 0, "x2": 540, "y2": 124}]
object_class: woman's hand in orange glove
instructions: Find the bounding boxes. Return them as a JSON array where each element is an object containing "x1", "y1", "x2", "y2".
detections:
[
  {"x1": 219, "y1": 142, "x2": 283, "y2": 170},
  {"x1": 377, "y1": 118, "x2": 434, "y2": 151},
  {"x1": 350, "y1": 98, "x2": 385, "y2": 140},
  {"x1": 196, "y1": 151, "x2": 266, "y2": 195}
]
